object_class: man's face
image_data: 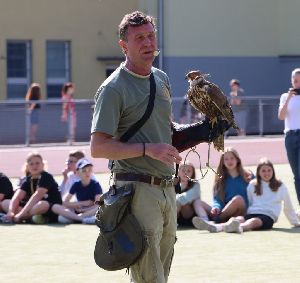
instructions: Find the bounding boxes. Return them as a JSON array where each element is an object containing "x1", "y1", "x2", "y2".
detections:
[{"x1": 119, "y1": 23, "x2": 157, "y2": 68}]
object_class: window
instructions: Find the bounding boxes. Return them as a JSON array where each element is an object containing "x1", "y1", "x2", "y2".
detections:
[
  {"x1": 6, "y1": 41, "x2": 32, "y2": 99},
  {"x1": 46, "y1": 41, "x2": 71, "y2": 98},
  {"x1": 106, "y1": 65, "x2": 118, "y2": 78}
]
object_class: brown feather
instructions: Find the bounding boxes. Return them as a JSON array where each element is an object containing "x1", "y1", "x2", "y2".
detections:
[{"x1": 185, "y1": 71, "x2": 239, "y2": 151}]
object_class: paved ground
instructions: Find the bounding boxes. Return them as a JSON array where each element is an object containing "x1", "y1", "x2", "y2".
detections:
[{"x1": 0, "y1": 135, "x2": 288, "y2": 178}]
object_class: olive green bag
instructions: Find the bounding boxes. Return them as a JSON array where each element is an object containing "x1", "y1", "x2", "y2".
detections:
[{"x1": 94, "y1": 184, "x2": 145, "y2": 271}]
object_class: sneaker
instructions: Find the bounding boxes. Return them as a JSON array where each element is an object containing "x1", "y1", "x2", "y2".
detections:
[
  {"x1": 58, "y1": 215, "x2": 74, "y2": 224},
  {"x1": 0, "y1": 214, "x2": 13, "y2": 224},
  {"x1": 82, "y1": 215, "x2": 96, "y2": 224},
  {"x1": 297, "y1": 209, "x2": 300, "y2": 220},
  {"x1": 224, "y1": 219, "x2": 242, "y2": 233},
  {"x1": 32, "y1": 215, "x2": 49, "y2": 225},
  {"x1": 192, "y1": 217, "x2": 217, "y2": 233}
]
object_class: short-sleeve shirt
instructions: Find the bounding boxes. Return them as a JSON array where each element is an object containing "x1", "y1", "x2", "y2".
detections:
[
  {"x1": 91, "y1": 63, "x2": 174, "y2": 178},
  {"x1": 279, "y1": 93, "x2": 300, "y2": 133},
  {"x1": 230, "y1": 88, "x2": 246, "y2": 111},
  {"x1": 20, "y1": 171, "x2": 62, "y2": 205},
  {"x1": 0, "y1": 172, "x2": 14, "y2": 200},
  {"x1": 69, "y1": 179, "x2": 102, "y2": 201}
]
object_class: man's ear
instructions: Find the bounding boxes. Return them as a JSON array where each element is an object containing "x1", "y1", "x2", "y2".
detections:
[{"x1": 119, "y1": 39, "x2": 127, "y2": 55}]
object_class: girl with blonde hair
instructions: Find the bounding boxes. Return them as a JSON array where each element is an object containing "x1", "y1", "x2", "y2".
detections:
[{"x1": 1, "y1": 152, "x2": 62, "y2": 224}]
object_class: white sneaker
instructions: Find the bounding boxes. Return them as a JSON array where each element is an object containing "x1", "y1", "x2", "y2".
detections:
[
  {"x1": 192, "y1": 217, "x2": 217, "y2": 233},
  {"x1": 297, "y1": 209, "x2": 300, "y2": 220},
  {"x1": 82, "y1": 216, "x2": 96, "y2": 224},
  {"x1": 224, "y1": 219, "x2": 242, "y2": 233},
  {"x1": 58, "y1": 215, "x2": 74, "y2": 224}
]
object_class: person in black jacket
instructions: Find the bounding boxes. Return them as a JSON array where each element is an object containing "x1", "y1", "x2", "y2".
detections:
[{"x1": 0, "y1": 172, "x2": 14, "y2": 212}]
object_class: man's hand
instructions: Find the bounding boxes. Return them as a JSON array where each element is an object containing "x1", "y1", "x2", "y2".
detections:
[{"x1": 145, "y1": 143, "x2": 182, "y2": 166}]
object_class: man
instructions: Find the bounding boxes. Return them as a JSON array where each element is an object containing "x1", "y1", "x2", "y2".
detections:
[{"x1": 91, "y1": 11, "x2": 228, "y2": 283}]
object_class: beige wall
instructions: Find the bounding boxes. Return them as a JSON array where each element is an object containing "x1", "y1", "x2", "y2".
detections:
[
  {"x1": 164, "y1": 0, "x2": 300, "y2": 57},
  {"x1": 278, "y1": 0, "x2": 300, "y2": 54},
  {"x1": 0, "y1": 0, "x2": 138, "y2": 100}
]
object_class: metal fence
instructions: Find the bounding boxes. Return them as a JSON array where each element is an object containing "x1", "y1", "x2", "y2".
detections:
[
  {"x1": 0, "y1": 96, "x2": 283, "y2": 145},
  {"x1": 172, "y1": 96, "x2": 284, "y2": 136}
]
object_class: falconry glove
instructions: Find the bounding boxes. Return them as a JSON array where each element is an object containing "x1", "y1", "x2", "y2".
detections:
[{"x1": 172, "y1": 118, "x2": 230, "y2": 153}]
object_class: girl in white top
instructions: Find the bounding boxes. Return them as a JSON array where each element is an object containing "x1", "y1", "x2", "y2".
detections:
[
  {"x1": 223, "y1": 158, "x2": 300, "y2": 233},
  {"x1": 278, "y1": 68, "x2": 300, "y2": 207},
  {"x1": 176, "y1": 161, "x2": 210, "y2": 227}
]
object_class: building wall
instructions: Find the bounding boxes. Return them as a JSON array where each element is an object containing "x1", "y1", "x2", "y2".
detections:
[
  {"x1": 0, "y1": 0, "x2": 138, "y2": 100},
  {"x1": 162, "y1": 0, "x2": 300, "y2": 98},
  {"x1": 1, "y1": 0, "x2": 299, "y2": 101}
]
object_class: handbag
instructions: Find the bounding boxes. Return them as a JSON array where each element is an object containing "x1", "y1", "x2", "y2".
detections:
[{"x1": 94, "y1": 73, "x2": 156, "y2": 271}]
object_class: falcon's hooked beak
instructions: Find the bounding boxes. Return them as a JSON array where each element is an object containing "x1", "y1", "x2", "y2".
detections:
[{"x1": 185, "y1": 70, "x2": 201, "y2": 82}]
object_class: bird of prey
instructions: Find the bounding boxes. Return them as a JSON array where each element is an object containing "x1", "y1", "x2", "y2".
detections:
[{"x1": 185, "y1": 70, "x2": 239, "y2": 151}]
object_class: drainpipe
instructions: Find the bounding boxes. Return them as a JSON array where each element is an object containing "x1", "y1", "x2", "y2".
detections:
[{"x1": 157, "y1": 0, "x2": 164, "y2": 70}]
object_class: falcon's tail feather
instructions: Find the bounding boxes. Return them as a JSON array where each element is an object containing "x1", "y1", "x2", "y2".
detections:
[{"x1": 213, "y1": 134, "x2": 224, "y2": 152}]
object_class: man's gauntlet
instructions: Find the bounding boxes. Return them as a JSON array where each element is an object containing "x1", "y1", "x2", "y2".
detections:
[{"x1": 172, "y1": 118, "x2": 230, "y2": 153}]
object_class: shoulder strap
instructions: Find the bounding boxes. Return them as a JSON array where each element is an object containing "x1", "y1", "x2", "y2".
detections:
[
  {"x1": 120, "y1": 73, "x2": 156, "y2": 142},
  {"x1": 109, "y1": 73, "x2": 156, "y2": 170}
]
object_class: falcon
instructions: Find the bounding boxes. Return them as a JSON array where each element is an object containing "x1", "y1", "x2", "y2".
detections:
[{"x1": 185, "y1": 70, "x2": 239, "y2": 151}]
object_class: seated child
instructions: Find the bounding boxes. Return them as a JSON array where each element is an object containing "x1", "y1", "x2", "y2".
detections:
[
  {"x1": 193, "y1": 147, "x2": 253, "y2": 231},
  {"x1": 52, "y1": 158, "x2": 103, "y2": 224},
  {"x1": 0, "y1": 172, "x2": 14, "y2": 213},
  {"x1": 1, "y1": 152, "x2": 62, "y2": 224},
  {"x1": 176, "y1": 162, "x2": 210, "y2": 227},
  {"x1": 196, "y1": 158, "x2": 300, "y2": 233}
]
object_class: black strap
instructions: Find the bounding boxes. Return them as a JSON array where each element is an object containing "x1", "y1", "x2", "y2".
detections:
[
  {"x1": 120, "y1": 73, "x2": 156, "y2": 142},
  {"x1": 109, "y1": 73, "x2": 156, "y2": 170}
]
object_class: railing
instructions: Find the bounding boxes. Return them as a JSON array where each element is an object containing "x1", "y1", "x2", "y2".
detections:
[
  {"x1": 171, "y1": 96, "x2": 283, "y2": 136},
  {"x1": 0, "y1": 96, "x2": 284, "y2": 146}
]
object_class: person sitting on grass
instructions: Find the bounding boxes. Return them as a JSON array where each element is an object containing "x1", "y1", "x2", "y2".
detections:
[
  {"x1": 0, "y1": 172, "x2": 14, "y2": 213},
  {"x1": 1, "y1": 152, "x2": 62, "y2": 224},
  {"x1": 197, "y1": 158, "x2": 300, "y2": 233},
  {"x1": 176, "y1": 161, "x2": 210, "y2": 227},
  {"x1": 52, "y1": 158, "x2": 102, "y2": 224},
  {"x1": 59, "y1": 150, "x2": 98, "y2": 198},
  {"x1": 193, "y1": 147, "x2": 253, "y2": 232},
  {"x1": 60, "y1": 150, "x2": 85, "y2": 198}
]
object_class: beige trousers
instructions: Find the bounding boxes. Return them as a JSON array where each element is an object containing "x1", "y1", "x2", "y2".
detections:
[{"x1": 115, "y1": 180, "x2": 177, "y2": 283}]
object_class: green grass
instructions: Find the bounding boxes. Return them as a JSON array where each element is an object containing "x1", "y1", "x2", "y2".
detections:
[{"x1": 2, "y1": 164, "x2": 300, "y2": 283}]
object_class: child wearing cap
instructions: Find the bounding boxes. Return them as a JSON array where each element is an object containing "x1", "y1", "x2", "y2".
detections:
[{"x1": 52, "y1": 158, "x2": 103, "y2": 224}]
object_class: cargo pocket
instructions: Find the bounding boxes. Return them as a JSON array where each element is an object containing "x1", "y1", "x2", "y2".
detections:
[
  {"x1": 166, "y1": 235, "x2": 177, "y2": 277},
  {"x1": 131, "y1": 231, "x2": 159, "y2": 283}
]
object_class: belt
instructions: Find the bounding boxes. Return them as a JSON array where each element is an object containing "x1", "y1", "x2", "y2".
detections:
[
  {"x1": 115, "y1": 172, "x2": 173, "y2": 186},
  {"x1": 286, "y1": 129, "x2": 300, "y2": 135}
]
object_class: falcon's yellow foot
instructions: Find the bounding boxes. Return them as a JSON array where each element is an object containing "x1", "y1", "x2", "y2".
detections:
[{"x1": 210, "y1": 117, "x2": 218, "y2": 128}]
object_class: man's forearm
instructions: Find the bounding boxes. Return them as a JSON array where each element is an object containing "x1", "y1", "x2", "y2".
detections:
[{"x1": 91, "y1": 137, "x2": 144, "y2": 160}]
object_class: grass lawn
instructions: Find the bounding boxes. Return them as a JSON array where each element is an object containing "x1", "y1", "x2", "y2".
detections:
[{"x1": 1, "y1": 164, "x2": 300, "y2": 283}]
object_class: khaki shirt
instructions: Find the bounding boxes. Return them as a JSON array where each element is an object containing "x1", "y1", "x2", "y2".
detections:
[{"x1": 91, "y1": 64, "x2": 174, "y2": 178}]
